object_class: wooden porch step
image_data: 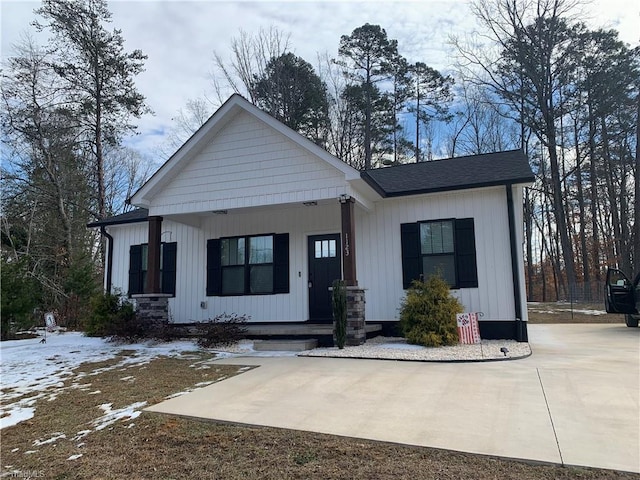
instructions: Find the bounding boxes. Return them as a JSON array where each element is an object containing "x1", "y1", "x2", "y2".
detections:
[{"x1": 253, "y1": 339, "x2": 318, "y2": 352}]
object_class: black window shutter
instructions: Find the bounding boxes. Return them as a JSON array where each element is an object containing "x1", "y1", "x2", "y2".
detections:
[
  {"x1": 455, "y1": 218, "x2": 478, "y2": 288},
  {"x1": 273, "y1": 233, "x2": 290, "y2": 294},
  {"x1": 161, "y1": 242, "x2": 177, "y2": 295},
  {"x1": 401, "y1": 223, "x2": 421, "y2": 289},
  {"x1": 206, "y1": 239, "x2": 222, "y2": 296},
  {"x1": 128, "y1": 245, "x2": 143, "y2": 295}
]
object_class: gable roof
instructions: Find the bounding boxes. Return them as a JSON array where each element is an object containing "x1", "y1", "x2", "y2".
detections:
[
  {"x1": 361, "y1": 150, "x2": 535, "y2": 198},
  {"x1": 87, "y1": 208, "x2": 148, "y2": 228},
  {"x1": 130, "y1": 94, "x2": 361, "y2": 209}
]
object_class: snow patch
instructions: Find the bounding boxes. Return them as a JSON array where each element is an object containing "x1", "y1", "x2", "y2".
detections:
[
  {"x1": 0, "y1": 407, "x2": 35, "y2": 429},
  {"x1": 72, "y1": 430, "x2": 92, "y2": 441},
  {"x1": 193, "y1": 381, "x2": 214, "y2": 387},
  {"x1": 92, "y1": 402, "x2": 146, "y2": 431},
  {"x1": 0, "y1": 332, "x2": 202, "y2": 428},
  {"x1": 67, "y1": 454, "x2": 83, "y2": 460},
  {"x1": 33, "y1": 432, "x2": 66, "y2": 446}
]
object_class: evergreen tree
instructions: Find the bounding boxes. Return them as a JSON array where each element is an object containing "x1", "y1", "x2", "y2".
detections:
[
  {"x1": 254, "y1": 53, "x2": 329, "y2": 145},
  {"x1": 337, "y1": 23, "x2": 398, "y2": 169},
  {"x1": 34, "y1": 0, "x2": 149, "y2": 220},
  {"x1": 408, "y1": 62, "x2": 453, "y2": 162}
]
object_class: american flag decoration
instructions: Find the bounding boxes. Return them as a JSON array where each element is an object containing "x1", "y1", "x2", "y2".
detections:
[{"x1": 456, "y1": 312, "x2": 481, "y2": 344}]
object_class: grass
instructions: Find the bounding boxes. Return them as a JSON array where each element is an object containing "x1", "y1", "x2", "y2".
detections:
[
  {"x1": 527, "y1": 302, "x2": 625, "y2": 324},
  {"x1": 1, "y1": 340, "x2": 638, "y2": 479}
]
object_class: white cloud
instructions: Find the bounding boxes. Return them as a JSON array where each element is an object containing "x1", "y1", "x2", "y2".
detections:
[{"x1": 2, "y1": 0, "x2": 637, "y2": 162}]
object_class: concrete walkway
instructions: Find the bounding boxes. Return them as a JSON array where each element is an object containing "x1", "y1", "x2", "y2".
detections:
[{"x1": 146, "y1": 324, "x2": 640, "y2": 473}]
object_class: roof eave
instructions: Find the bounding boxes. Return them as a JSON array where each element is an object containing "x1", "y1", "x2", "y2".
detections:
[
  {"x1": 376, "y1": 177, "x2": 536, "y2": 198},
  {"x1": 360, "y1": 171, "x2": 389, "y2": 198},
  {"x1": 86, "y1": 211, "x2": 149, "y2": 228}
]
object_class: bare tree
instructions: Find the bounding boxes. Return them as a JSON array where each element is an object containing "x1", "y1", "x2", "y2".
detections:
[
  {"x1": 454, "y1": 0, "x2": 583, "y2": 292},
  {"x1": 157, "y1": 97, "x2": 216, "y2": 159},
  {"x1": 211, "y1": 27, "x2": 291, "y2": 104}
]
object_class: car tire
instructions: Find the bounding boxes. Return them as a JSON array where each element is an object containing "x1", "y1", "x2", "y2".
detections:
[{"x1": 625, "y1": 315, "x2": 639, "y2": 328}]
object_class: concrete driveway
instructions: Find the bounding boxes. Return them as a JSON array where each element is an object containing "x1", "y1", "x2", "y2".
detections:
[{"x1": 146, "y1": 324, "x2": 640, "y2": 473}]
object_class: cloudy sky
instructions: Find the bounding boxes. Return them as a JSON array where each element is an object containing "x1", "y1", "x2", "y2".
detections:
[{"x1": 2, "y1": 0, "x2": 638, "y2": 160}]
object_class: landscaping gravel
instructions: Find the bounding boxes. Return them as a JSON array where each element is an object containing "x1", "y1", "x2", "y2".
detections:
[
  {"x1": 298, "y1": 336, "x2": 532, "y2": 362},
  {"x1": 208, "y1": 336, "x2": 531, "y2": 362}
]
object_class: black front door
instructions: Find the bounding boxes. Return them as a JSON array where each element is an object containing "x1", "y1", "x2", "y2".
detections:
[{"x1": 308, "y1": 234, "x2": 341, "y2": 322}]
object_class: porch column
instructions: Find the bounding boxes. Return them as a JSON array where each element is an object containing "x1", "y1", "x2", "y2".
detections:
[
  {"x1": 340, "y1": 195, "x2": 357, "y2": 286},
  {"x1": 145, "y1": 215, "x2": 163, "y2": 294}
]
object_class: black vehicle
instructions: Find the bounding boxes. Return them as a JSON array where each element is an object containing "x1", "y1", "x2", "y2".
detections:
[{"x1": 605, "y1": 268, "x2": 640, "y2": 327}]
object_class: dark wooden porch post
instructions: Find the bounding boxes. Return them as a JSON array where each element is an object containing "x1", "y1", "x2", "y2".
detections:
[
  {"x1": 340, "y1": 195, "x2": 357, "y2": 286},
  {"x1": 145, "y1": 215, "x2": 163, "y2": 294}
]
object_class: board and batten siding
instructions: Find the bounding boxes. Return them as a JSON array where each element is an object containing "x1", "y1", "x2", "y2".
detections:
[
  {"x1": 107, "y1": 185, "x2": 527, "y2": 324},
  {"x1": 355, "y1": 185, "x2": 528, "y2": 322},
  {"x1": 150, "y1": 110, "x2": 348, "y2": 215},
  {"x1": 107, "y1": 203, "x2": 341, "y2": 323}
]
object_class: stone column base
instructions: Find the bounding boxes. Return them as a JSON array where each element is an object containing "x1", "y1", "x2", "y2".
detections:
[
  {"x1": 132, "y1": 293, "x2": 171, "y2": 336},
  {"x1": 345, "y1": 287, "x2": 366, "y2": 346}
]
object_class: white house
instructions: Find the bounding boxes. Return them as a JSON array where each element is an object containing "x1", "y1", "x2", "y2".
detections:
[{"x1": 89, "y1": 94, "x2": 534, "y2": 341}]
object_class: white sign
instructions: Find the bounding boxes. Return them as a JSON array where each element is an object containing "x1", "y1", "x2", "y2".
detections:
[{"x1": 44, "y1": 312, "x2": 56, "y2": 331}]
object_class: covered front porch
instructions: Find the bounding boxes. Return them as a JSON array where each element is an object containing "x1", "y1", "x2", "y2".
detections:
[{"x1": 131, "y1": 191, "x2": 374, "y2": 346}]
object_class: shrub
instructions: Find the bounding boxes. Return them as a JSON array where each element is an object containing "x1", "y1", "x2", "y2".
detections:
[
  {"x1": 85, "y1": 292, "x2": 137, "y2": 339},
  {"x1": 196, "y1": 313, "x2": 249, "y2": 348},
  {"x1": 63, "y1": 255, "x2": 100, "y2": 330},
  {"x1": 399, "y1": 275, "x2": 463, "y2": 347},
  {"x1": 1, "y1": 258, "x2": 41, "y2": 340},
  {"x1": 332, "y1": 279, "x2": 347, "y2": 349}
]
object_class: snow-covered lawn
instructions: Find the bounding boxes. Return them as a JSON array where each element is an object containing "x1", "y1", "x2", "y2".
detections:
[{"x1": 0, "y1": 331, "x2": 202, "y2": 430}]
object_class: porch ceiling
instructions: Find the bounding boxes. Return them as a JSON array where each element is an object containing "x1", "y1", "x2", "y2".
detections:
[
  {"x1": 148, "y1": 185, "x2": 377, "y2": 221},
  {"x1": 157, "y1": 195, "x2": 371, "y2": 228}
]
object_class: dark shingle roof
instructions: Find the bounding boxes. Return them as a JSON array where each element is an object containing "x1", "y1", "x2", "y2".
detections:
[
  {"x1": 361, "y1": 150, "x2": 534, "y2": 197},
  {"x1": 87, "y1": 208, "x2": 149, "y2": 228}
]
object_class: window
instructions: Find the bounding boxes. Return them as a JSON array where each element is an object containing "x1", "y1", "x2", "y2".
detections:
[
  {"x1": 128, "y1": 242, "x2": 177, "y2": 296},
  {"x1": 314, "y1": 239, "x2": 337, "y2": 258},
  {"x1": 420, "y1": 221, "x2": 455, "y2": 285},
  {"x1": 248, "y1": 235, "x2": 274, "y2": 294},
  {"x1": 401, "y1": 218, "x2": 477, "y2": 289},
  {"x1": 207, "y1": 234, "x2": 289, "y2": 296},
  {"x1": 221, "y1": 237, "x2": 245, "y2": 295}
]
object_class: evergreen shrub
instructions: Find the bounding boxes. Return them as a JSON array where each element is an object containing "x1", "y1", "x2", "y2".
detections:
[
  {"x1": 85, "y1": 291, "x2": 137, "y2": 339},
  {"x1": 399, "y1": 275, "x2": 463, "y2": 347},
  {"x1": 0, "y1": 258, "x2": 40, "y2": 340}
]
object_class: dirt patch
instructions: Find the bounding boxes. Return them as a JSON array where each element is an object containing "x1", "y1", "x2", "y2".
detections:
[{"x1": 2, "y1": 353, "x2": 637, "y2": 479}]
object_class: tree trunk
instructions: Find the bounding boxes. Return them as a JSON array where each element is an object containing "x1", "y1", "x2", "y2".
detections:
[
  {"x1": 546, "y1": 128, "x2": 576, "y2": 294},
  {"x1": 415, "y1": 85, "x2": 420, "y2": 162},
  {"x1": 600, "y1": 118, "x2": 623, "y2": 266},
  {"x1": 634, "y1": 93, "x2": 640, "y2": 272},
  {"x1": 364, "y1": 63, "x2": 372, "y2": 170},
  {"x1": 574, "y1": 119, "x2": 590, "y2": 287},
  {"x1": 588, "y1": 103, "x2": 601, "y2": 281}
]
